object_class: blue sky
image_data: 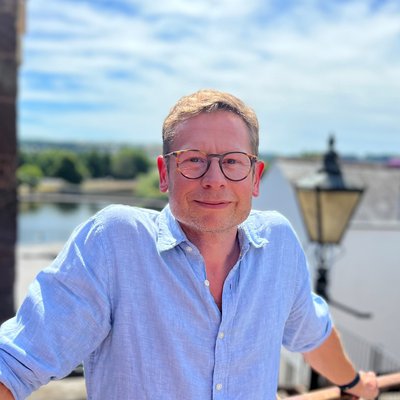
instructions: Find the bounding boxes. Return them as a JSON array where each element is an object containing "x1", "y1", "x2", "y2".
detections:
[{"x1": 19, "y1": 0, "x2": 400, "y2": 156}]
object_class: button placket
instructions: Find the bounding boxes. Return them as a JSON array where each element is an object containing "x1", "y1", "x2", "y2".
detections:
[
  {"x1": 212, "y1": 301, "x2": 231, "y2": 397},
  {"x1": 181, "y1": 243, "x2": 209, "y2": 286},
  {"x1": 212, "y1": 265, "x2": 243, "y2": 398}
]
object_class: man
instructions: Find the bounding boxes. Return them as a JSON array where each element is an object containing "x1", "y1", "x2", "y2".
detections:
[{"x1": 0, "y1": 89, "x2": 378, "y2": 399}]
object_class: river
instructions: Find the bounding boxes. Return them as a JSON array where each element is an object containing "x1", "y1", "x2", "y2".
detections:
[{"x1": 18, "y1": 201, "x2": 109, "y2": 244}]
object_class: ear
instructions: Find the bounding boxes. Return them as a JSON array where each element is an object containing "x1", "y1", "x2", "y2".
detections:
[
  {"x1": 157, "y1": 155, "x2": 169, "y2": 193},
  {"x1": 252, "y1": 161, "x2": 265, "y2": 197}
]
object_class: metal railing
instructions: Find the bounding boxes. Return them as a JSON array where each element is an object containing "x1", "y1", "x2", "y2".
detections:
[
  {"x1": 282, "y1": 372, "x2": 400, "y2": 399},
  {"x1": 337, "y1": 327, "x2": 400, "y2": 374}
]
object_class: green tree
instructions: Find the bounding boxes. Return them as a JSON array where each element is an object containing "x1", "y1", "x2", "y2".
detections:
[
  {"x1": 83, "y1": 150, "x2": 111, "y2": 178},
  {"x1": 18, "y1": 149, "x2": 35, "y2": 167},
  {"x1": 53, "y1": 153, "x2": 88, "y2": 184},
  {"x1": 17, "y1": 164, "x2": 43, "y2": 190},
  {"x1": 135, "y1": 169, "x2": 167, "y2": 199},
  {"x1": 31, "y1": 150, "x2": 88, "y2": 183},
  {"x1": 111, "y1": 148, "x2": 150, "y2": 179},
  {"x1": 35, "y1": 149, "x2": 62, "y2": 177}
]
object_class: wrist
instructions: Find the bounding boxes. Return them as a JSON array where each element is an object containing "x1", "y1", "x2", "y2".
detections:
[{"x1": 337, "y1": 371, "x2": 361, "y2": 392}]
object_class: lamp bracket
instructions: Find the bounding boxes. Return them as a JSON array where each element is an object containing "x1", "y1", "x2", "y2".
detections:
[{"x1": 329, "y1": 298, "x2": 372, "y2": 319}]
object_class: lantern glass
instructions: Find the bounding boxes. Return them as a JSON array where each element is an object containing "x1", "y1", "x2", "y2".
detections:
[{"x1": 296, "y1": 188, "x2": 362, "y2": 244}]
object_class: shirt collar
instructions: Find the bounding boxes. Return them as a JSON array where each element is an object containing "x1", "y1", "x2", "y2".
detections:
[
  {"x1": 239, "y1": 211, "x2": 270, "y2": 248},
  {"x1": 157, "y1": 205, "x2": 269, "y2": 252},
  {"x1": 157, "y1": 205, "x2": 187, "y2": 252}
]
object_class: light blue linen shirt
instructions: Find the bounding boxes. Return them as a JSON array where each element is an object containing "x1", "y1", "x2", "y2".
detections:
[{"x1": 0, "y1": 205, "x2": 332, "y2": 400}]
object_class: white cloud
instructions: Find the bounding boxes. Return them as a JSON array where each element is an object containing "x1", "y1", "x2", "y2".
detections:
[{"x1": 19, "y1": 0, "x2": 400, "y2": 156}]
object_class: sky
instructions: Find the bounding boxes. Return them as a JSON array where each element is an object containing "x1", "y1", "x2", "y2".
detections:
[{"x1": 19, "y1": 0, "x2": 400, "y2": 156}]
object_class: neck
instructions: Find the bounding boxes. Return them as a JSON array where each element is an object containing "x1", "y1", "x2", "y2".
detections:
[
  {"x1": 184, "y1": 225, "x2": 237, "y2": 250},
  {"x1": 182, "y1": 227, "x2": 240, "y2": 311},
  {"x1": 182, "y1": 226, "x2": 240, "y2": 273}
]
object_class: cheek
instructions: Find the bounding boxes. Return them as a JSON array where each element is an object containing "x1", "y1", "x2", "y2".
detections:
[
  {"x1": 167, "y1": 176, "x2": 190, "y2": 200},
  {"x1": 241, "y1": 184, "x2": 257, "y2": 207},
  {"x1": 242, "y1": 180, "x2": 256, "y2": 196}
]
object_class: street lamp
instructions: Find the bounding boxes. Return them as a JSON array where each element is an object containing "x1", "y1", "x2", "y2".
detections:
[{"x1": 294, "y1": 135, "x2": 365, "y2": 389}]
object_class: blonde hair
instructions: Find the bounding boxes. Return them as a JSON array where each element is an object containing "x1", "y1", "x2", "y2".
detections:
[{"x1": 162, "y1": 89, "x2": 259, "y2": 155}]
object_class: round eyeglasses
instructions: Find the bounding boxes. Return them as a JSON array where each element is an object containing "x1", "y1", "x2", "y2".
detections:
[{"x1": 164, "y1": 149, "x2": 258, "y2": 181}]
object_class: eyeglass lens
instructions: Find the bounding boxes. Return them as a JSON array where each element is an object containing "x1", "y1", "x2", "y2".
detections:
[{"x1": 177, "y1": 150, "x2": 253, "y2": 181}]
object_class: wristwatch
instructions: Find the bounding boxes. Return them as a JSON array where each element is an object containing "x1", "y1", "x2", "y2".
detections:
[{"x1": 338, "y1": 372, "x2": 361, "y2": 392}]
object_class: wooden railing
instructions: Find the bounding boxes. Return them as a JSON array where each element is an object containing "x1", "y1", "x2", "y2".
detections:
[{"x1": 283, "y1": 372, "x2": 400, "y2": 399}]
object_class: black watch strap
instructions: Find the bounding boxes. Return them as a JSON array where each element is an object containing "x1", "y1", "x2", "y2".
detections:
[{"x1": 338, "y1": 372, "x2": 361, "y2": 392}]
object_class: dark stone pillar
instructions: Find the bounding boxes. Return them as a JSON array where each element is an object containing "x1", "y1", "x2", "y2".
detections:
[{"x1": 0, "y1": 0, "x2": 18, "y2": 322}]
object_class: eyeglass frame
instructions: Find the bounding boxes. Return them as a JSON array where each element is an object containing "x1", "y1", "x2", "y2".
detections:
[{"x1": 163, "y1": 149, "x2": 259, "y2": 182}]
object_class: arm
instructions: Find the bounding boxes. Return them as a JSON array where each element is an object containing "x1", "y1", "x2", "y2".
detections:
[
  {"x1": 0, "y1": 382, "x2": 14, "y2": 400},
  {"x1": 303, "y1": 327, "x2": 379, "y2": 399},
  {"x1": 0, "y1": 214, "x2": 112, "y2": 398}
]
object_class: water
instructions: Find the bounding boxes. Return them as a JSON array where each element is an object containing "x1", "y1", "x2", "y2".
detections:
[{"x1": 18, "y1": 202, "x2": 109, "y2": 244}]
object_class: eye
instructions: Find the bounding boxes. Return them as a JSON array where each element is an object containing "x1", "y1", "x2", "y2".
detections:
[
  {"x1": 180, "y1": 153, "x2": 207, "y2": 165},
  {"x1": 223, "y1": 158, "x2": 238, "y2": 165},
  {"x1": 189, "y1": 157, "x2": 203, "y2": 163}
]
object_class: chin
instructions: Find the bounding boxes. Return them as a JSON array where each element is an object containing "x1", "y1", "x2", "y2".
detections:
[{"x1": 191, "y1": 215, "x2": 244, "y2": 234}]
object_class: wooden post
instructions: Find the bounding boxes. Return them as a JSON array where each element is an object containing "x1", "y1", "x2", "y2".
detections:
[{"x1": 0, "y1": 0, "x2": 19, "y2": 322}]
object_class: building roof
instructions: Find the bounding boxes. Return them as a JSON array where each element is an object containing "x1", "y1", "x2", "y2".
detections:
[{"x1": 272, "y1": 158, "x2": 400, "y2": 223}]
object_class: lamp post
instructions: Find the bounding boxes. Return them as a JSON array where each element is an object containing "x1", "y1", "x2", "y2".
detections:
[{"x1": 294, "y1": 136, "x2": 365, "y2": 389}]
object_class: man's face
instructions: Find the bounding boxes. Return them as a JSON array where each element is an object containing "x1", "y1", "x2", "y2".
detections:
[{"x1": 157, "y1": 111, "x2": 264, "y2": 238}]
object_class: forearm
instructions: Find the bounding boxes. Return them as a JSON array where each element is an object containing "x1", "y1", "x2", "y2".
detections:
[
  {"x1": 303, "y1": 327, "x2": 379, "y2": 399},
  {"x1": 0, "y1": 383, "x2": 14, "y2": 400},
  {"x1": 303, "y1": 327, "x2": 356, "y2": 385}
]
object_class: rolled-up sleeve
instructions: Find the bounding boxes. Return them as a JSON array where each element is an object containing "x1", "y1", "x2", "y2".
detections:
[
  {"x1": 282, "y1": 244, "x2": 332, "y2": 353},
  {"x1": 0, "y1": 217, "x2": 112, "y2": 399}
]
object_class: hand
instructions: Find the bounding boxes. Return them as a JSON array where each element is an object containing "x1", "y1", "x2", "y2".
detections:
[{"x1": 345, "y1": 370, "x2": 379, "y2": 399}]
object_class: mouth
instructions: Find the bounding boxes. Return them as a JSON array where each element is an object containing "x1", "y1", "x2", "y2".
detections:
[{"x1": 194, "y1": 200, "x2": 232, "y2": 208}]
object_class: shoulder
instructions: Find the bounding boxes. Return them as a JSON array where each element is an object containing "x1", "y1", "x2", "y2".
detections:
[
  {"x1": 94, "y1": 204, "x2": 159, "y2": 225},
  {"x1": 82, "y1": 204, "x2": 161, "y2": 239},
  {"x1": 243, "y1": 209, "x2": 301, "y2": 245},
  {"x1": 247, "y1": 209, "x2": 294, "y2": 231}
]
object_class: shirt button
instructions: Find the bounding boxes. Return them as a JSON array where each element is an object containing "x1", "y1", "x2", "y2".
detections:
[
  {"x1": 204, "y1": 279, "x2": 210, "y2": 287},
  {"x1": 186, "y1": 246, "x2": 192, "y2": 252},
  {"x1": 218, "y1": 332, "x2": 225, "y2": 339},
  {"x1": 216, "y1": 383, "x2": 223, "y2": 391}
]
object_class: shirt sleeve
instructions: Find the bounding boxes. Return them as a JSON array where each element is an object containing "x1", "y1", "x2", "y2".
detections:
[
  {"x1": 0, "y1": 216, "x2": 113, "y2": 399},
  {"x1": 282, "y1": 237, "x2": 333, "y2": 353}
]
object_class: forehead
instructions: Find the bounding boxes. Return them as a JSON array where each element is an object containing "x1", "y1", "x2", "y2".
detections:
[{"x1": 172, "y1": 111, "x2": 251, "y2": 152}]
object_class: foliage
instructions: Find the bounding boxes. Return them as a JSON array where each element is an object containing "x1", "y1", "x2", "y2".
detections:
[
  {"x1": 33, "y1": 150, "x2": 59, "y2": 176},
  {"x1": 22, "y1": 149, "x2": 89, "y2": 184},
  {"x1": 18, "y1": 150, "x2": 35, "y2": 167},
  {"x1": 134, "y1": 168, "x2": 167, "y2": 199},
  {"x1": 82, "y1": 150, "x2": 111, "y2": 178},
  {"x1": 18, "y1": 145, "x2": 154, "y2": 188},
  {"x1": 17, "y1": 164, "x2": 43, "y2": 190},
  {"x1": 52, "y1": 153, "x2": 89, "y2": 184},
  {"x1": 111, "y1": 148, "x2": 150, "y2": 179}
]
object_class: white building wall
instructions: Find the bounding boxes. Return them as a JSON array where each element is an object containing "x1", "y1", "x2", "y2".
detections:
[
  {"x1": 252, "y1": 164, "x2": 307, "y2": 243},
  {"x1": 254, "y1": 163, "x2": 400, "y2": 386},
  {"x1": 329, "y1": 225, "x2": 400, "y2": 365}
]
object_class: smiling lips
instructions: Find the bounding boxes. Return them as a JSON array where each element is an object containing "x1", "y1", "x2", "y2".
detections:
[{"x1": 194, "y1": 200, "x2": 232, "y2": 208}]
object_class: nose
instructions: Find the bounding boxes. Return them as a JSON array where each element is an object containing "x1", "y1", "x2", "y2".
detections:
[{"x1": 200, "y1": 158, "x2": 227, "y2": 188}]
